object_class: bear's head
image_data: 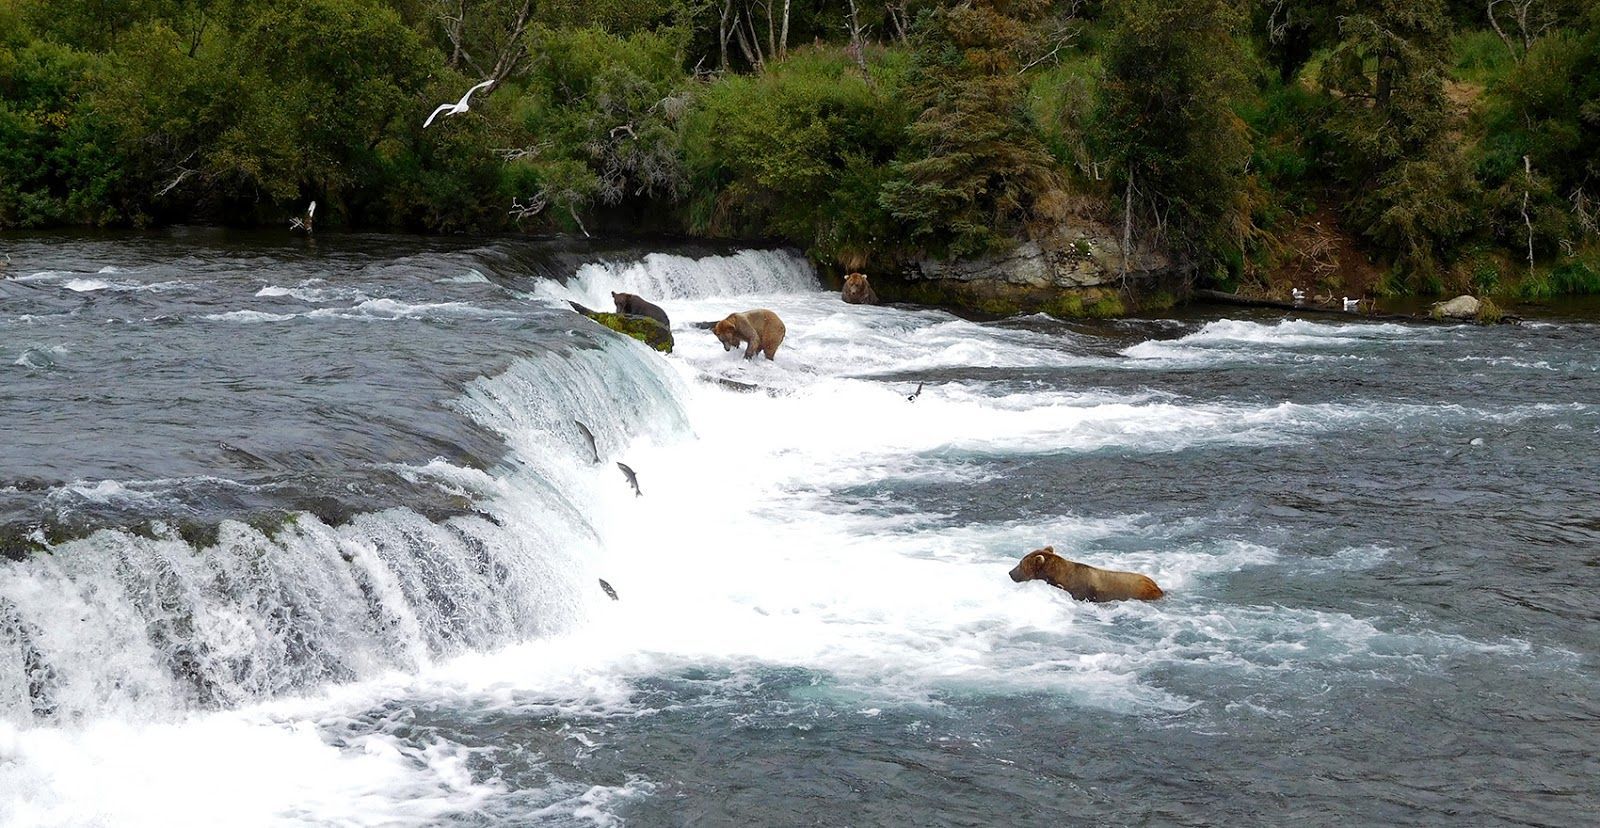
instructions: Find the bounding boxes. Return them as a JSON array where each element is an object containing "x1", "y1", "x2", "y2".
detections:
[
  {"x1": 712, "y1": 317, "x2": 739, "y2": 351},
  {"x1": 1008, "y1": 546, "x2": 1059, "y2": 582},
  {"x1": 611, "y1": 291, "x2": 632, "y2": 312}
]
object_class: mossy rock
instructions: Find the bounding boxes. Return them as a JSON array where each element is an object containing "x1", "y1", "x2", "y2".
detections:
[{"x1": 570, "y1": 303, "x2": 674, "y2": 352}]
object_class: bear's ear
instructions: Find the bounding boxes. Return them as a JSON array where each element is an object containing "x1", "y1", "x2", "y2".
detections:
[
  {"x1": 1042, "y1": 545, "x2": 1054, "y2": 553},
  {"x1": 611, "y1": 291, "x2": 620, "y2": 298}
]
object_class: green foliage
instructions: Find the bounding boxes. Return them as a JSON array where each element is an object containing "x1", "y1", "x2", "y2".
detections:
[
  {"x1": 1451, "y1": 29, "x2": 1515, "y2": 86},
  {"x1": 1519, "y1": 256, "x2": 1600, "y2": 299},
  {"x1": 1320, "y1": 0, "x2": 1477, "y2": 279},
  {"x1": 1478, "y1": 16, "x2": 1600, "y2": 254},
  {"x1": 880, "y1": 0, "x2": 1066, "y2": 259},
  {"x1": 1097, "y1": 0, "x2": 1251, "y2": 264},
  {"x1": 1026, "y1": 53, "x2": 1102, "y2": 184},
  {"x1": 682, "y1": 47, "x2": 909, "y2": 263},
  {"x1": 2, "y1": 0, "x2": 1599, "y2": 302}
]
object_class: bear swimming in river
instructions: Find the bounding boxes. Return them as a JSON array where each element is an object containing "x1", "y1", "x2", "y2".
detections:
[
  {"x1": 841, "y1": 273, "x2": 879, "y2": 305},
  {"x1": 712, "y1": 309, "x2": 786, "y2": 361},
  {"x1": 1008, "y1": 547, "x2": 1165, "y2": 602},
  {"x1": 612, "y1": 291, "x2": 670, "y2": 328}
]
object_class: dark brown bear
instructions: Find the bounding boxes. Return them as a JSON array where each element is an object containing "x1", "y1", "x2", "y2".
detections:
[
  {"x1": 1008, "y1": 547, "x2": 1165, "y2": 602},
  {"x1": 712, "y1": 309, "x2": 786, "y2": 360},
  {"x1": 841, "y1": 273, "x2": 879, "y2": 305},
  {"x1": 611, "y1": 292, "x2": 670, "y2": 328}
]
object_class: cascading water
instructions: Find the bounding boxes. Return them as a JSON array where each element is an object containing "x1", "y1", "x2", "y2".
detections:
[
  {"x1": 1, "y1": 233, "x2": 1596, "y2": 826},
  {"x1": 0, "y1": 243, "x2": 811, "y2": 731}
]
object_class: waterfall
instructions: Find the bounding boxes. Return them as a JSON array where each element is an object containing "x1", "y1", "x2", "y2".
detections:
[{"x1": 0, "y1": 307, "x2": 697, "y2": 727}]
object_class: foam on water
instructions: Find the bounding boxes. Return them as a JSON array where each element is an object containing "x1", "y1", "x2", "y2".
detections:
[
  {"x1": 0, "y1": 247, "x2": 1567, "y2": 824},
  {"x1": 1123, "y1": 317, "x2": 1442, "y2": 365},
  {"x1": 535, "y1": 249, "x2": 820, "y2": 308},
  {"x1": 254, "y1": 282, "x2": 370, "y2": 303}
]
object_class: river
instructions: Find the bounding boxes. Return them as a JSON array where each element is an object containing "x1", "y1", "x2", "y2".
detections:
[{"x1": 1, "y1": 231, "x2": 1595, "y2": 826}]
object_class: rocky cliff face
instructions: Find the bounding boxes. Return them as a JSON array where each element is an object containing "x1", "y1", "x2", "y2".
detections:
[
  {"x1": 874, "y1": 223, "x2": 1177, "y2": 317},
  {"x1": 904, "y1": 224, "x2": 1171, "y2": 291}
]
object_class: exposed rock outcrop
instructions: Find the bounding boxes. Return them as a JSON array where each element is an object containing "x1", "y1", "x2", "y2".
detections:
[
  {"x1": 903, "y1": 224, "x2": 1170, "y2": 291},
  {"x1": 870, "y1": 223, "x2": 1175, "y2": 317},
  {"x1": 570, "y1": 302, "x2": 674, "y2": 352},
  {"x1": 1431, "y1": 295, "x2": 1482, "y2": 320}
]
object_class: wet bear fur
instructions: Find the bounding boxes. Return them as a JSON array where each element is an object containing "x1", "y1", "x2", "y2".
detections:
[
  {"x1": 842, "y1": 273, "x2": 879, "y2": 305},
  {"x1": 712, "y1": 309, "x2": 786, "y2": 360},
  {"x1": 612, "y1": 291, "x2": 671, "y2": 328},
  {"x1": 1008, "y1": 547, "x2": 1165, "y2": 602}
]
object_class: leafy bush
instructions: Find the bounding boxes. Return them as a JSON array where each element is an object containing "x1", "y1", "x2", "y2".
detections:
[{"x1": 682, "y1": 47, "x2": 909, "y2": 263}]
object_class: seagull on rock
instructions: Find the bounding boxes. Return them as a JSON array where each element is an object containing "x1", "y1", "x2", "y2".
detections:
[
  {"x1": 424, "y1": 80, "x2": 495, "y2": 128},
  {"x1": 1342, "y1": 296, "x2": 1359, "y2": 312}
]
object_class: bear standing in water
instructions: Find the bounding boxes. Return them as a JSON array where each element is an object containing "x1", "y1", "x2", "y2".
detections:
[
  {"x1": 1008, "y1": 547, "x2": 1164, "y2": 602},
  {"x1": 611, "y1": 291, "x2": 671, "y2": 328},
  {"x1": 841, "y1": 273, "x2": 879, "y2": 305},
  {"x1": 712, "y1": 309, "x2": 786, "y2": 360}
]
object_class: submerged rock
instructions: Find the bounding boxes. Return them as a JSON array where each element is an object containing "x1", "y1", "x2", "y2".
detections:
[{"x1": 570, "y1": 302, "x2": 674, "y2": 353}]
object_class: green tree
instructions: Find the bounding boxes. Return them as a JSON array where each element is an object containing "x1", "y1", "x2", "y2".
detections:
[
  {"x1": 1480, "y1": 8, "x2": 1600, "y2": 254},
  {"x1": 1321, "y1": 0, "x2": 1476, "y2": 281},
  {"x1": 682, "y1": 48, "x2": 909, "y2": 264},
  {"x1": 880, "y1": 0, "x2": 1065, "y2": 259},
  {"x1": 1097, "y1": 0, "x2": 1251, "y2": 269}
]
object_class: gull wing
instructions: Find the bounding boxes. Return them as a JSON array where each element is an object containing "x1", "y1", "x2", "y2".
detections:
[
  {"x1": 423, "y1": 103, "x2": 455, "y2": 128},
  {"x1": 457, "y1": 79, "x2": 495, "y2": 107}
]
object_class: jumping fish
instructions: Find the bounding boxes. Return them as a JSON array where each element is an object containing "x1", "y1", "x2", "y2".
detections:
[
  {"x1": 574, "y1": 420, "x2": 601, "y2": 463},
  {"x1": 598, "y1": 578, "x2": 619, "y2": 601},
  {"x1": 617, "y1": 462, "x2": 641, "y2": 496}
]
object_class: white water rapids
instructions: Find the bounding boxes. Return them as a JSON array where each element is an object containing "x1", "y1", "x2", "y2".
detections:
[{"x1": 0, "y1": 248, "x2": 1574, "y2": 826}]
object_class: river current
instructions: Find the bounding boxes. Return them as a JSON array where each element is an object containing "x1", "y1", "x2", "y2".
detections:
[{"x1": 0, "y1": 232, "x2": 1595, "y2": 826}]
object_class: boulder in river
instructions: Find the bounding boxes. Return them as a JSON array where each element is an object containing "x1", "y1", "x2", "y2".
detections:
[{"x1": 1430, "y1": 295, "x2": 1482, "y2": 320}]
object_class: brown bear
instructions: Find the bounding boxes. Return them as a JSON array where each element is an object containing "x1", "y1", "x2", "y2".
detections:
[
  {"x1": 712, "y1": 309, "x2": 786, "y2": 360},
  {"x1": 611, "y1": 291, "x2": 671, "y2": 328},
  {"x1": 1008, "y1": 547, "x2": 1165, "y2": 603},
  {"x1": 841, "y1": 273, "x2": 879, "y2": 305}
]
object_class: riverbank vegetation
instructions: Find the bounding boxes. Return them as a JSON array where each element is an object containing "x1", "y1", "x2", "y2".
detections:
[{"x1": 1, "y1": 0, "x2": 1597, "y2": 299}]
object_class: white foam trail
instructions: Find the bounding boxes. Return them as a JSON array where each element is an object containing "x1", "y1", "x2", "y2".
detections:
[
  {"x1": 1123, "y1": 318, "x2": 1439, "y2": 364},
  {"x1": 205, "y1": 300, "x2": 500, "y2": 323},
  {"x1": 435, "y1": 270, "x2": 490, "y2": 284},
  {"x1": 255, "y1": 281, "x2": 371, "y2": 303},
  {"x1": 202, "y1": 310, "x2": 298, "y2": 323},
  {"x1": 62, "y1": 279, "x2": 111, "y2": 293}
]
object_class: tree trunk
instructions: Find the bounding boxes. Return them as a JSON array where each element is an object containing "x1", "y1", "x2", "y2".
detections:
[
  {"x1": 486, "y1": 0, "x2": 536, "y2": 85},
  {"x1": 719, "y1": 0, "x2": 733, "y2": 70},
  {"x1": 1522, "y1": 155, "x2": 1536, "y2": 270},
  {"x1": 1487, "y1": 1, "x2": 1521, "y2": 63},
  {"x1": 779, "y1": 0, "x2": 790, "y2": 58},
  {"x1": 1121, "y1": 168, "x2": 1134, "y2": 282},
  {"x1": 733, "y1": 10, "x2": 764, "y2": 69}
]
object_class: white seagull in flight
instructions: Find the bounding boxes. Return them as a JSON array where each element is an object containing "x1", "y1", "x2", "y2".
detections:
[{"x1": 424, "y1": 80, "x2": 495, "y2": 128}]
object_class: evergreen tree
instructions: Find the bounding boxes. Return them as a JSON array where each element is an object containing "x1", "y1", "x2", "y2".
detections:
[
  {"x1": 881, "y1": 0, "x2": 1065, "y2": 259},
  {"x1": 1321, "y1": 0, "x2": 1475, "y2": 281},
  {"x1": 1097, "y1": 0, "x2": 1251, "y2": 269}
]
